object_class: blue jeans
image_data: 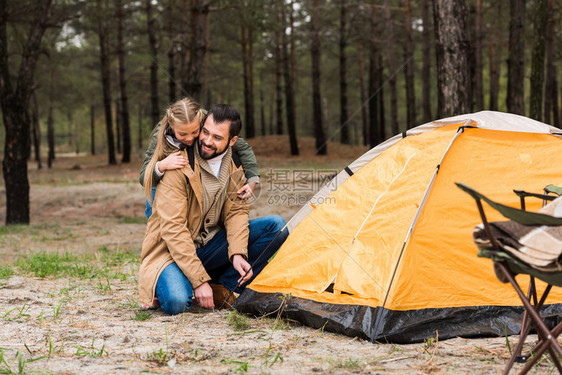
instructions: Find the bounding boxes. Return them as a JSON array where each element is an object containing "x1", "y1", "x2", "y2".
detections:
[
  {"x1": 145, "y1": 187, "x2": 156, "y2": 219},
  {"x1": 155, "y1": 215, "x2": 288, "y2": 315}
]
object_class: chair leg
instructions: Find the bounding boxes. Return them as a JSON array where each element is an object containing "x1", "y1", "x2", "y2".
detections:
[
  {"x1": 518, "y1": 283, "x2": 554, "y2": 362},
  {"x1": 495, "y1": 263, "x2": 562, "y2": 374},
  {"x1": 512, "y1": 279, "x2": 536, "y2": 361},
  {"x1": 518, "y1": 338, "x2": 562, "y2": 375},
  {"x1": 504, "y1": 277, "x2": 545, "y2": 373}
]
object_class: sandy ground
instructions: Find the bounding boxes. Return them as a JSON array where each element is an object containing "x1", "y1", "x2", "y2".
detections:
[{"x1": 0, "y1": 138, "x2": 557, "y2": 374}]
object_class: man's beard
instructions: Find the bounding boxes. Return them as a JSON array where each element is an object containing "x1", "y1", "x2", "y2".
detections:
[{"x1": 198, "y1": 140, "x2": 228, "y2": 160}]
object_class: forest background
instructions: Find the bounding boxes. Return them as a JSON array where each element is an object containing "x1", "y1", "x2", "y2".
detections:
[
  {"x1": 0, "y1": 1, "x2": 561, "y2": 372},
  {"x1": 0, "y1": 0, "x2": 560, "y2": 223}
]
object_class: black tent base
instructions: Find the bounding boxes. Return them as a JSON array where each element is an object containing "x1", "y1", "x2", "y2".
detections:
[{"x1": 234, "y1": 289, "x2": 562, "y2": 344}]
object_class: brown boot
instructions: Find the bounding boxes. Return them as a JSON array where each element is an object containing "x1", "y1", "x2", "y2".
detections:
[{"x1": 210, "y1": 283, "x2": 237, "y2": 309}]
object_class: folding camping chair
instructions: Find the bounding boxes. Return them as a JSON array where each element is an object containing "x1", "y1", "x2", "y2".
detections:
[{"x1": 457, "y1": 182, "x2": 562, "y2": 374}]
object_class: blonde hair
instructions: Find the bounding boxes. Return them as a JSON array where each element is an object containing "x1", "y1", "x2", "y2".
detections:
[{"x1": 144, "y1": 97, "x2": 205, "y2": 200}]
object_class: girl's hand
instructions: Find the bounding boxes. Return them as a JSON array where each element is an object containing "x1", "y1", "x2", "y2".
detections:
[
  {"x1": 237, "y1": 181, "x2": 257, "y2": 199},
  {"x1": 158, "y1": 151, "x2": 188, "y2": 172}
]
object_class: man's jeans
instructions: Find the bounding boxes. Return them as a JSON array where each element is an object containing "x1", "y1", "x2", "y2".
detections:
[{"x1": 155, "y1": 215, "x2": 288, "y2": 315}]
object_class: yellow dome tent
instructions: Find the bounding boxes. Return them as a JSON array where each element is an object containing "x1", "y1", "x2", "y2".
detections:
[{"x1": 235, "y1": 111, "x2": 562, "y2": 343}]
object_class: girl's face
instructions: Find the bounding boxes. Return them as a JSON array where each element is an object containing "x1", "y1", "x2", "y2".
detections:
[{"x1": 172, "y1": 120, "x2": 200, "y2": 146}]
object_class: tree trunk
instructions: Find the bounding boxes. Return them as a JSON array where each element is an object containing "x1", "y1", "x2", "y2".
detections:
[
  {"x1": 529, "y1": 0, "x2": 547, "y2": 121},
  {"x1": 310, "y1": 0, "x2": 326, "y2": 155},
  {"x1": 241, "y1": 24, "x2": 255, "y2": 138},
  {"x1": 248, "y1": 26, "x2": 254, "y2": 138},
  {"x1": 97, "y1": 0, "x2": 117, "y2": 165},
  {"x1": 138, "y1": 103, "x2": 143, "y2": 149},
  {"x1": 368, "y1": 0, "x2": 382, "y2": 147},
  {"x1": 421, "y1": 0, "x2": 432, "y2": 122},
  {"x1": 433, "y1": 0, "x2": 471, "y2": 118},
  {"x1": 241, "y1": 25, "x2": 249, "y2": 133},
  {"x1": 507, "y1": 0, "x2": 526, "y2": 115},
  {"x1": 115, "y1": 99, "x2": 122, "y2": 154},
  {"x1": 378, "y1": 54, "x2": 385, "y2": 140},
  {"x1": 282, "y1": 2, "x2": 299, "y2": 155},
  {"x1": 473, "y1": 0, "x2": 484, "y2": 111},
  {"x1": 117, "y1": 0, "x2": 131, "y2": 163},
  {"x1": 268, "y1": 74, "x2": 274, "y2": 135},
  {"x1": 186, "y1": 0, "x2": 210, "y2": 99},
  {"x1": 260, "y1": 86, "x2": 266, "y2": 136},
  {"x1": 47, "y1": 69, "x2": 55, "y2": 168},
  {"x1": 274, "y1": 6, "x2": 283, "y2": 135},
  {"x1": 179, "y1": 0, "x2": 188, "y2": 96},
  {"x1": 544, "y1": 0, "x2": 552, "y2": 124},
  {"x1": 544, "y1": 0, "x2": 558, "y2": 126},
  {"x1": 383, "y1": 0, "x2": 399, "y2": 135},
  {"x1": 91, "y1": 105, "x2": 96, "y2": 155},
  {"x1": 167, "y1": 1, "x2": 177, "y2": 103},
  {"x1": 289, "y1": 0, "x2": 296, "y2": 90},
  {"x1": 403, "y1": 0, "x2": 416, "y2": 128},
  {"x1": 339, "y1": 0, "x2": 349, "y2": 144},
  {"x1": 67, "y1": 111, "x2": 73, "y2": 147},
  {"x1": 146, "y1": 0, "x2": 160, "y2": 127},
  {"x1": 357, "y1": 46, "x2": 369, "y2": 146},
  {"x1": 487, "y1": 1, "x2": 502, "y2": 111},
  {"x1": 31, "y1": 92, "x2": 42, "y2": 169},
  {"x1": 203, "y1": 12, "x2": 211, "y2": 109},
  {"x1": 0, "y1": 0, "x2": 52, "y2": 224}
]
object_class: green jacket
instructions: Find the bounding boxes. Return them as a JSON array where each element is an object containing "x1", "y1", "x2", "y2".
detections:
[{"x1": 139, "y1": 123, "x2": 260, "y2": 187}]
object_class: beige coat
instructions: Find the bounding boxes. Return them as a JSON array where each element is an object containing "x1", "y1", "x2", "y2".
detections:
[{"x1": 138, "y1": 149, "x2": 249, "y2": 306}]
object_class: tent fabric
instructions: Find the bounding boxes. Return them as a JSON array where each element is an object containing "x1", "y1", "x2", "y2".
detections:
[
  {"x1": 286, "y1": 111, "x2": 562, "y2": 232},
  {"x1": 235, "y1": 111, "x2": 562, "y2": 343}
]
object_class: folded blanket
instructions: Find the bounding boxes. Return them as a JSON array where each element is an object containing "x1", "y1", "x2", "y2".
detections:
[{"x1": 473, "y1": 196, "x2": 562, "y2": 270}]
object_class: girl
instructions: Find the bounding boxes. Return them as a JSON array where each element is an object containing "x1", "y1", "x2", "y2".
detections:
[{"x1": 140, "y1": 97, "x2": 259, "y2": 218}]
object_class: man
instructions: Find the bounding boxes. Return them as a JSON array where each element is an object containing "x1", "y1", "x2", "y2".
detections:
[{"x1": 139, "y1": 104, "x2": 287, "y2": 314}]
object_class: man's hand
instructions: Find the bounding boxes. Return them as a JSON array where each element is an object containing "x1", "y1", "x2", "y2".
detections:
[
  {"x1": 232, "y1": 254, "x2": 253, "y2": 285},
  {"x1": 193, "y1": 282, "x2": 214, "y2": 309},
  {"x1": 158, "y1": 151, "x2": 188, "y2": 172},
  {"x1": 237, "y1": 181, "x2": 257, "y2": 199}
]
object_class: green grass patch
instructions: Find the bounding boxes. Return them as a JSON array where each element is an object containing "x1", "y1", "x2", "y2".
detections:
[
  {"x1": 11, "y1": 248, "x2": 139, "y2": 280},
  {"x1": 101, "y1": 249, "x2": 138, "y2": 266},
  {"x1": 131, "y1": 310, "x2": 152, "y2": 321},
  {"x1": 0, "y1": 265, "x2": 14, "y2": 279},
  {"x1": 227, "y1": 310, "x2": 251, "y2": 331},
  {"x1": 118, "y1": 216, "x2": 146, "y2": 224},
  {"x1": 333, "y1": 358, "x2": 363, "y2": 370},
  {"x1": 0, "y1": 225, "x2": 29, "y2": 236},
  {"x1": 119, "y1": 296, "x2": 140, "y2": 310},
  {"x1": 15, "y1": 252, "x2": 95, "y2": 279}
]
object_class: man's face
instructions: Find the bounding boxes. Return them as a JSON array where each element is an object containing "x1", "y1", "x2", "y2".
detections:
[{"x1": 198, "y1": 114, "x2": 238, "y2": 159}]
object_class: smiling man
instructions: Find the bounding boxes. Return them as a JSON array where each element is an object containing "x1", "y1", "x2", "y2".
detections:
[{"x1": 139, "y1": 104, "x2": 288, "y2": 314}]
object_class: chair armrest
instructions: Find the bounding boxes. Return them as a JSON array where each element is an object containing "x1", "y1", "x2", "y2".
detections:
[
  {"x1": 456, "y1": 182, "x2": 562, "y2": 226},
  {"x1": 545, "y1": 184, "x2": 562, "y2": 196},
  {"x1": 513, "y1": 190, "x2": 557, "y2": 202},
  {"x1": 512, "y1": 189, "x2": 557, "y2": 210}
]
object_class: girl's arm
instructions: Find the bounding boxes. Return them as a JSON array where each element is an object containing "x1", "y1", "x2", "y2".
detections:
[
  {"x1": 139, "y1": 127, "x2": 160, "y2": 187},
  {"x1": 232, "y1": 137, "x2": 259, "y2": 183},
  {"x1": 139, "y1": 124, "x2": 187, "y2": 186}
]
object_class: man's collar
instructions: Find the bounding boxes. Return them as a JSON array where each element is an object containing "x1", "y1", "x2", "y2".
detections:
[
  {"x1": 195, "y1": 145, "x2": 232, "y2": 174},
  {"x1": 205, "y1": 148, "x2": 227, "y2": 164}
]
